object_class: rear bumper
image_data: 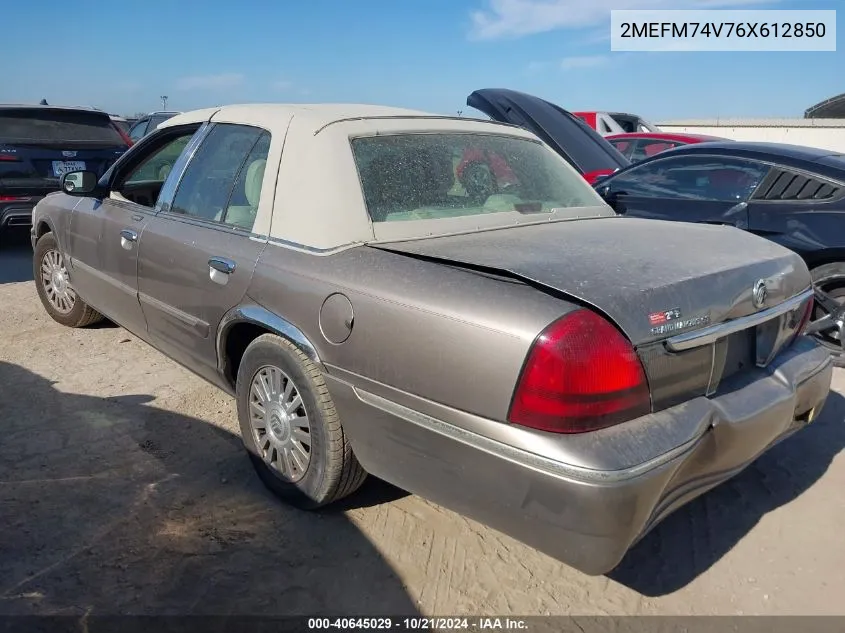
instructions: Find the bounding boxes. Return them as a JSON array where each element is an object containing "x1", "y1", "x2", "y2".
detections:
[
  {"x1": 0, "y1": 198, "x2": 40, "y2": 230},
  {"x1": 328, "y1": 336, "x2": 833, "y2": 576}
]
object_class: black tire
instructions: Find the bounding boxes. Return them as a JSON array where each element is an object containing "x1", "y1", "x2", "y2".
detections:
[
  {"x1": 810, "y1": 262, "x2": 845, "y2": 367},
  {"x1": 236, "y1": 333, "x2": 367, "y2": 509},
  {"x1": 33, "y1": 232, "x2": 104, "y2": 328}
]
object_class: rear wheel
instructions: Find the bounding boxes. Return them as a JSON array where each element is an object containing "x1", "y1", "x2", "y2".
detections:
[
  {"x1": 235, "y1": 333, "x2": 367, "y2": 509},
  {"x1": 808, "y1": 262, "x2": 845, "y2": 367},
  {"x1": 33, "y1": 232, "x2": 103, "y2": 328}
]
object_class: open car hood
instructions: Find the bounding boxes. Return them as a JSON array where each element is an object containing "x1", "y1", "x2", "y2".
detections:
[{"x1": 467, "y1": 89, "x2": 630, "y2": 182}]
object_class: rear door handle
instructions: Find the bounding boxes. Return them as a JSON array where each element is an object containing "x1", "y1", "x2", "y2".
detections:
[
  {"x1": 120, "y1": 229, "x2": 138, "y2": 250},
  {"x1": 209, "y1": 257, "x2": 236, "y2": 286}
]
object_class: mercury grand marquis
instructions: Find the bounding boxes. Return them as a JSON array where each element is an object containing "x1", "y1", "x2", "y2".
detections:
[{"x1": 30, "y1": 104, "x2": 833, "y2": 575}]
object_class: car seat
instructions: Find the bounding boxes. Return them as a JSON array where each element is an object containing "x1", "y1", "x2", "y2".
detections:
[{"x1": 218, "y1": 158, "x2": 266, "y2": 230}]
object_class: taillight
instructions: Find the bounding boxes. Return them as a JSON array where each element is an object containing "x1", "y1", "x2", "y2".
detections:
[
  {"x1": 0, "y1": 154, "x2": 19, "y2": 161},
  {"x1": 113, "y1": 123, "x2": 133, "y2": 147},
  {"x1": 508, "y1": 309, "x2": 651, "y2": 434},
  {"x1": 0, "y1": 195, "x2": 31, "y2": 202},
  {"x1": 797, "y1": 296, "x2": 814, "y2": 334},
  {"x1": 788, "y1": 295, "x2": 815, "y2": 348}
]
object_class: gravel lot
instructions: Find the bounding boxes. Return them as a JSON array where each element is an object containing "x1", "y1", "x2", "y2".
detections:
[{"x1": 1, "y1": 227, "x2": 844, "y2": 617}]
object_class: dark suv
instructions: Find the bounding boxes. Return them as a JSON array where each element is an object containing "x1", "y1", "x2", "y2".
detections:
[
  {"x1": 0, "y1": 105, "x2": 129, "y2": 233},
  {"x1": 127, "y1": 111, "x2": 181, "y2": 144}
]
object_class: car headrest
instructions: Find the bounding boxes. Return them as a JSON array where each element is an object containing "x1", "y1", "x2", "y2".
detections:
[{"x1": 244, "y1": 159, "x2": 266, "y2": 207}]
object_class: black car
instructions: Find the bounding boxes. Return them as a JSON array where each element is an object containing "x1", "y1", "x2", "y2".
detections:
[
  {"x1": 0, "y1": 105, "x2": 129, "y2": 234},
  {"x1": 466, "y1": 88, "x2": 630, "y2": 184},
  {"x1": 593, "y1": 140, "x2": 845, "y2": 362}
]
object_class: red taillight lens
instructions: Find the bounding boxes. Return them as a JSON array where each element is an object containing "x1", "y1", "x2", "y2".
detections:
[
  {"x1": 0, "y1": 154, "x2": 19, "y2": 161},
  {"x1": 113, "y1": 123, "x2": 133, "y2": 147},
  {"x1": 787, "y1": 295, "x2": 815, "y2": 348},
  {"x1": 0, "y1": 195, "x2": 31, "y2": 202},
  {"x1": 508, "y1": 309, "x2": 651, "y2": 434},
  {"x1": 797, "y1": 296, "x2": 814, "y2": 334}
]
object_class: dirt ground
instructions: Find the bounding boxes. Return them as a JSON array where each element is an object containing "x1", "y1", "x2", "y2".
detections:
[{"x1": 1, "y1": 228, "x2": 844, "y2": 617}]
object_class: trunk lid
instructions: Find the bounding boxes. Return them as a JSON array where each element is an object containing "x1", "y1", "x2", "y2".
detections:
[
  {"x1": 466, "y1": 89, "x2": 630, "y2": 178},
  {"x1": 370, "y1": 216, "x2": 810, "y2": 347}
]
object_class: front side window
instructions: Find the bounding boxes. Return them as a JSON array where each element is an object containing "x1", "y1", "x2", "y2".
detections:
[
  {"x1": 169, "y1": 123, "x2": 270, "y2": 232},
  {"x1": 351, "y1": 133, "x2": 601, "y2": 223},
  {"x1": 606, "y1": 156, "x2": 770, "y2": 201},
  {"x1": 124, "y1": 134, "x2": 192, "y2": 186},
  {"x1": 113, "y1": 129, "x2": 198, "y2": 208}
]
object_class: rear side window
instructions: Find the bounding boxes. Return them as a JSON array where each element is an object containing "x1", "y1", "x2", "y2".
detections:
[
  {"x1": 148, "y1": 114, "x2": 176, "y2": 131},
  {"x1": 129, "y1": 119, "x2": 148, "y2": 142},
  {"x1": 609, "y1": 140, "x2": 633, "y2": 158},
  {"x1": 169, "y1": 123, "x2": 271, "y2": 232},
  {"x1": 0, "y1": 109, "x2": 125, "y2": 144}
]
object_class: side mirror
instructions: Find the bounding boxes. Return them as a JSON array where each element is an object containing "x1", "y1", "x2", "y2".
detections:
[
  {"x1": 596, "y1": 184, "x2": 623, "y2": 212},
  {"x1": 60, "y1": 170, "x2": 100, "y2": 196},
  {"x1": 596, "y1": 184, "x2": 613, "y2": 199}
]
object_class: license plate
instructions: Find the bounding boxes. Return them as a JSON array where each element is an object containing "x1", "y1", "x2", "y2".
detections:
[{"x1": 52, "y1": 160, "x2": 86, "y2": 177}]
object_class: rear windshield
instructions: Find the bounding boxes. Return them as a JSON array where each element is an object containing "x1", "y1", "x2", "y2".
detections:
[
  {"x1": 351, "y1": 133, "x2": 602, "y2": 223},
  {"x1": 0, "y1": 109, "x2": 124, "y2": 144}
]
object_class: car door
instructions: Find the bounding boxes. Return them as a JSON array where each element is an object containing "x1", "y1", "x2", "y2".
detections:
[
  {"x1": 600, "y1": 154, "x2": 771, "y2": 228},
  {"x1": 65, "y1": 125, "x2": 201, "y2": 335},
  {"x1": 136, "y1": 122, "x2": 274, "y2": 380}
]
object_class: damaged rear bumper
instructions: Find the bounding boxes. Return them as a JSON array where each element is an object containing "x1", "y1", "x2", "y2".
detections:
[{"x1": 328, "y1": 336, "x2": 833, "y2": 576}]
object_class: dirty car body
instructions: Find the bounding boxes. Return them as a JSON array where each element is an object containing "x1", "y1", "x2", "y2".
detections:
[{"x1": 31, "y1": 104, "x2": 832, "y2": 576}]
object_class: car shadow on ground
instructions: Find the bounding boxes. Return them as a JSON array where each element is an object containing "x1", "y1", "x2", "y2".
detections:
[
  {"x1": 610, "y1": 389, "x2": 845, "y2": 596},
  {"x1": 0, "y1": 228, "x2": 34, "y2": 284},
  {"x1": 0, "y1": 361, "x2": 420, "y2": 617}
]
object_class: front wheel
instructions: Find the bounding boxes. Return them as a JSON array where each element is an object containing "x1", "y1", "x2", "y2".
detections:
[
  {"x1": 33, "y1": 232, "x2": 103, "y2": 328},
  {"x1": 808, "y1": 262, "x2": 845, "y2": 367},
  {"x1": 235, "y1": 333, "x2": 367, "y2": 509}
]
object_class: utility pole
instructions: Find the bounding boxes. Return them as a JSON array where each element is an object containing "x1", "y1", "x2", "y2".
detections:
[{"x1": 160, "y1": 95, "x2": 168, "y2": 111}]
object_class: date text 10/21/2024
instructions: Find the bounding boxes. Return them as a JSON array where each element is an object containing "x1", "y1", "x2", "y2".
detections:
[{"x1": 307, "y1": 617, "x2": 530, "y2": 630}]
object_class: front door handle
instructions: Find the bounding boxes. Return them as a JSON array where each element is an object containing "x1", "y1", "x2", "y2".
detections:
[
  {"x1": 120, "y1": 229, "x2": 138, "y2": 251},
  {"x1": 209, "y1": 257, "x2": 236, "y2": 286}
]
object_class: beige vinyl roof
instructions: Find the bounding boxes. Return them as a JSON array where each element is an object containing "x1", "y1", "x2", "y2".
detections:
[
  {"x1": 159, "y1": 103, "x2": 610, "y2": 251},
  {"x1": 161, "y1": 103, "x2": 440, "y2": 132}
]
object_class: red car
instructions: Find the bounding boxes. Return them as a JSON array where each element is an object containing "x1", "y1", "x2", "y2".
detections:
[{"x1": 605, "y1": 132, "x2": 730, "y2": 163}]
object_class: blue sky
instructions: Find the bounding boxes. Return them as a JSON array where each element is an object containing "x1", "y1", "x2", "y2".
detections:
[{"x1": 1, "y1": 0, "x2": 842, "y2": 122}]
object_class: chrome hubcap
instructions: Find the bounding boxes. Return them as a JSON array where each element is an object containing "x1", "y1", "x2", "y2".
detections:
[
  {"x1": 249, "y1": 365, "x2": 312, "y2": 482},
  {"x1": 41, "y1": 249, "x2": 76, "y2": 314}
]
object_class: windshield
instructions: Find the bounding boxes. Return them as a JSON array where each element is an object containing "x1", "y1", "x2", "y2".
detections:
[
  {"x1": 351, "y1": 133, "x2": 603, "y2": 223},
  {"x1": 0, "y1": 108, "x2": 124, "y2": 144}
]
